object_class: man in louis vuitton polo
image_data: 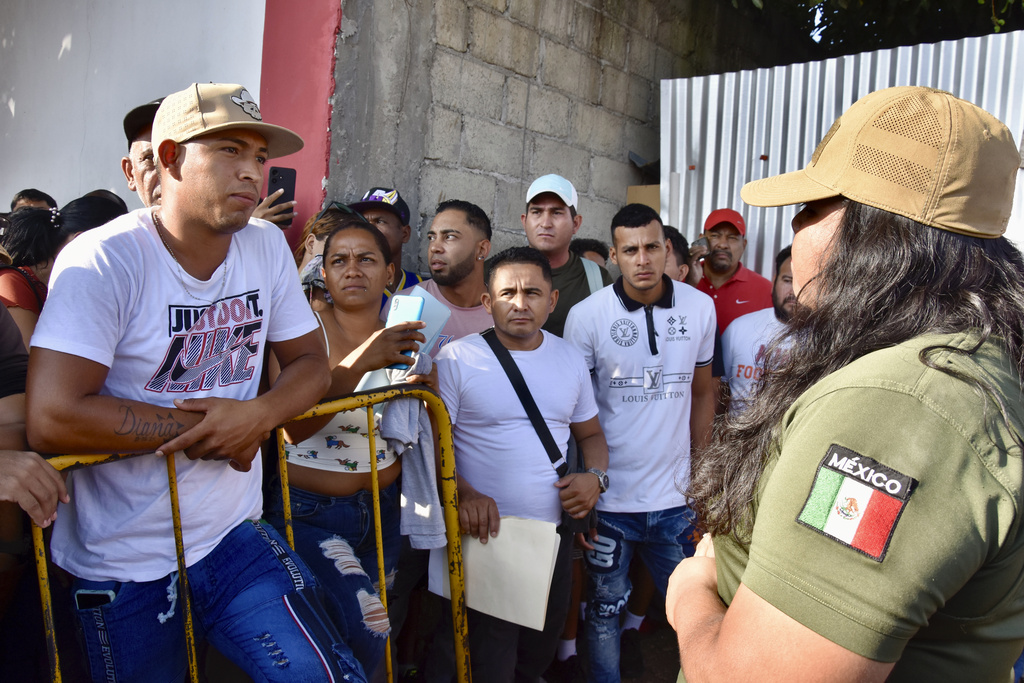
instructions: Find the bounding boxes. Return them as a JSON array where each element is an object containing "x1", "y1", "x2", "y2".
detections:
[{"x1": 564, "y1": 203, "x2": 717, "y2": 683}]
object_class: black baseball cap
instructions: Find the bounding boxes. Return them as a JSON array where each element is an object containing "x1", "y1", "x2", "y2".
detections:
[{"x1": 122, "y1": 98, "x2": 164, "y2": 149}]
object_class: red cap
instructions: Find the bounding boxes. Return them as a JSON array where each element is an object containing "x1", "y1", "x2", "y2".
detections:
[{"x1": 703, "y1": 208, "x2": 746, "y2": 236}]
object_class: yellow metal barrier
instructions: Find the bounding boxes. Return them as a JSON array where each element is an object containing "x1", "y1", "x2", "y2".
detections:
[
  {"x1": 281, "y1": 386, "x2": 471, "y2": 683},
  {"x1": 31, "y1": 385, "x2": 470, "y2": 683},
  {"x1": 32, "y1": 452, "x2": 202, "y2": 683}
]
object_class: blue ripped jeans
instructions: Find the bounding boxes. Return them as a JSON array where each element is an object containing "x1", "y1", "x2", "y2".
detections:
[
  {"x1": 584, "y1": 506, "x2": 698, "y2": 683},
  {"x1": 71, "y1": 519, "x2": 366, "y2": 683},
  {"x1": 266, "y1": 480, "x2": 401, "y2": 676}
]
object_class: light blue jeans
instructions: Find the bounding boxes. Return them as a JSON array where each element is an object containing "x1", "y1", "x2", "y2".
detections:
[
  {"x1": 584, "y1": 506, "x2": 698, "y2": 683},
  {"x1": 266, "y1": 480, "x2": 401, "y2": 676},
  {"x1": 71, "y1": 519, "x2": 366, "y2": 683}
]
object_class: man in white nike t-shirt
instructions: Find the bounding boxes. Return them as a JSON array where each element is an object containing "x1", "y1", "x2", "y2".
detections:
[{"x1": 27, "y1": 83, "x2": 366, "y2": 681}]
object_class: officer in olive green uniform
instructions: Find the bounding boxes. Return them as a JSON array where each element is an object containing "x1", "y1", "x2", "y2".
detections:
[
  {"x1": 669, "y1": 86, "x2": 1024, "y2": 682},
  {"x1": 715, "y1": 332, "x2": 1024, "y2": 680}
]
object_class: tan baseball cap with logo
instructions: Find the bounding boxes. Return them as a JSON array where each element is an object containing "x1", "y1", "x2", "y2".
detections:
[
  {"x1": 741, "y1": 86, "x2": 1021, "y2": 238},
  {"x1": 151, "y1": 83, "x2": 304, "y2": 160}
]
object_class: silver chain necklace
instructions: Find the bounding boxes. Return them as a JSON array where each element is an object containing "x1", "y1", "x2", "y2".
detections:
[{"x1": 153, "y1": 211, "x2": 228, "y2": 305}]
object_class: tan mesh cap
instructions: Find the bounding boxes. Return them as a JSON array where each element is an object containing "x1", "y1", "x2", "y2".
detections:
[
  {"x1": 741, "y1": 86, "x2": 1021, "y2": 238},
  {"x1": 151, "y1": 83, "x2": 303, "y2": 160}
]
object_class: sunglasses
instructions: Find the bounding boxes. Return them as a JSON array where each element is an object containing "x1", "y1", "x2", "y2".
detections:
[{"x1": 313, "y1": 201, "x2": 368, "y2": 226}]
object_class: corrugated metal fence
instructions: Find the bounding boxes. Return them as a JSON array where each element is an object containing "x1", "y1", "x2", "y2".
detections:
[{"x1": 661, "y1": 31, "x2": 1024, "y2": 278}]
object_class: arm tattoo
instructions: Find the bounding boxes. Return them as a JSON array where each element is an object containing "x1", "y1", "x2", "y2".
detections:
[{"x1": 114, "y1": 405, "x2": 186, "y2": 443}]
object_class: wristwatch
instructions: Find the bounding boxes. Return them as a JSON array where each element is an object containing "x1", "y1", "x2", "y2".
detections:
[{"x1": 586, "y1": 467, "x2": 609, "y2": 493}]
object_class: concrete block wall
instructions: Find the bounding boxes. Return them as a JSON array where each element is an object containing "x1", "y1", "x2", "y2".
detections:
[
  {"x1": 421, "y1": 0, "x2": 665, "y2": 259},
  {"x1": 329, "y1": 0, "x2": 807, "y2": 274}
]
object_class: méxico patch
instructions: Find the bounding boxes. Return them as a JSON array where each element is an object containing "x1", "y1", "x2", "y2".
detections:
[{"x1": 797, "y1": 445, "x2": 917, "y2": 562}]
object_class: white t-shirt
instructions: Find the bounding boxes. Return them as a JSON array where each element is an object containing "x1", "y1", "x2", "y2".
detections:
[
  {"x1": 564, "y1": 278, "x2": 716, "y2": 513},
  {"x1": 435, "y1": 331, "x2": 598, "y2": 525},
  {"x1": 397, "y1": 278, "x2": 493, "y2": 355},
  {"x1": 32, "y1": 209, "x2": 317, "y2": 582},
  {"x1": 720, "y1": 307, "x2": 785, "y2": 416}
]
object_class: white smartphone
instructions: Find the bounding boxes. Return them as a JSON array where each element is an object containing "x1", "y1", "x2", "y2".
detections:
[{"x1": 385, "y1": 295, "x2": 424, "y2": 370}]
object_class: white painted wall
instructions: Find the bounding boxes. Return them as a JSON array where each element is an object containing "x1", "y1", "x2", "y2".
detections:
[{"x1": 0, "y1": 0, "x2": 266, "y2": 210}]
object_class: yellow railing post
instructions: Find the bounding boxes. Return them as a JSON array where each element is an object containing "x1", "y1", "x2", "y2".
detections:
[
  {"x1": 32, "y1": 523, "x2": 60, "y2": 683},
  {"x1": 166, "y1": 454, "x2": 200, "y2": 683},
  {"x1": 364, "y1": 404, "x2": 392, "y2": 683},
  {"x1": 32, "y1": 452, "x2": 200, "y2": 683},
  {"x1": 277, "y1": 428, "x2": 295, "y2": 550},
  {"x1": 283, "y1": 386, "x2": 470, "y2": 683}
]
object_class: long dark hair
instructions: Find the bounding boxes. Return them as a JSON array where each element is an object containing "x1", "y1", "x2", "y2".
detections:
[
  {"x1": 690, "y1": 200, "x2": 1024, "y2": 541},
  {"x1": 0, "y1": 196, "x2": 126, "y2": 268},
  {"x1": 1, "y1": 209, "x2": 64, "y2": 267}
]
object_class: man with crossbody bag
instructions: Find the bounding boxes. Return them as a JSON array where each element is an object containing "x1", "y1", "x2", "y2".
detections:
[{"x1": 432, "y1": 246, "x2": 609, "y2": 683}]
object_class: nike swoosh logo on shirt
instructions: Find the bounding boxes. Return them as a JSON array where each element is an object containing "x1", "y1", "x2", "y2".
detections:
[{"x1": 736, "y1": 299, "x2": 749, "y2": 304}]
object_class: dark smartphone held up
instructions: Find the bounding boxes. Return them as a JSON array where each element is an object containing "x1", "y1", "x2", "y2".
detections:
[
  {"x1": 267, "y1": 167, "x2": 297, "y2": 228},
  {"x1": 690, "y1": 236, "x2": 710, "y2": 259}
]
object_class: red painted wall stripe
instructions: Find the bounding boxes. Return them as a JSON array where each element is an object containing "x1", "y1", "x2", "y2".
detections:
[{"x1": 259, "y1": 0, "x2": 341, "y2": 250}]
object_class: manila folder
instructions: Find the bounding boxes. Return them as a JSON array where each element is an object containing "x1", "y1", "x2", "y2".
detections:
[{"x1": 428, "y1": 516, "x2": 559, "y2": 631}]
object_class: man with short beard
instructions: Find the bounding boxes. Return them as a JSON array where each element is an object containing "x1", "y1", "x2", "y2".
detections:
[
  {"x1": 389, "y1": 200, "x2": 494, "y2": 678},
  {"x1": 696, "y1": 208, "x2": 772, "y2": 332},
  {"x1": 399, "y1": 199, "x2": 493, "y2": 353},
  {"x1": 720, "y1": 246, "x2": 795, "y2": 415}
]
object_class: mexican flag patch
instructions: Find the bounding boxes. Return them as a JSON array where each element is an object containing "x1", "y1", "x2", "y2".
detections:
[{"x1": 797, "y1": 445, "x2": 917, "y2": 562}]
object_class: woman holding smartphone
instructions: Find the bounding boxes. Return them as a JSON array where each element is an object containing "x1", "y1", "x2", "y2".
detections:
[{"x1": 266, "y1": 216, "x2": 426, "y2": 676}]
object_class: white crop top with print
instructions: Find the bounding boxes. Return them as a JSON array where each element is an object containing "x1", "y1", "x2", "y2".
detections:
[{"x1": 284, "y1": 313, "x2": 399, "y2": 473}]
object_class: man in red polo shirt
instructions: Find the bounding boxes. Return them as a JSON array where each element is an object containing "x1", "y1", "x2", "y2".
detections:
[{"x1": 696, "y1": 208, "x2": 772, "y2": 333}]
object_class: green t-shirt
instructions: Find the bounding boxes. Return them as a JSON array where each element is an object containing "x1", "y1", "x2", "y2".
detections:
[
  {"x1": 543, "y1": 252, "x2": 612, "y2": 337},
  {"x1": 712, "y1": 332, "x2": 1024, "y2": 681}
]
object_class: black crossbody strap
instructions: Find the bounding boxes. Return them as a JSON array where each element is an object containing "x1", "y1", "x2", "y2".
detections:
[{"x1": 481, "y1": 328, "x2": 568, "y2": 477}]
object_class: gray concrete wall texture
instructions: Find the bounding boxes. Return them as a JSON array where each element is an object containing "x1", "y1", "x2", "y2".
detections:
[{"x1": 329, "y1": 0, "x2": 804, "y2": 274}]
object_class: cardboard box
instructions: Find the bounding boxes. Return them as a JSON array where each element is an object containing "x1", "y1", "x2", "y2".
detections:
[{"x1": 626, "y1": 185, "x2": 659, "y2": 211}]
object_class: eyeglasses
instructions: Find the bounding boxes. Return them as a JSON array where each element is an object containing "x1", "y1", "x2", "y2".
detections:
[{"x1": 313, "y1": 201, "x2": 368, "y2": 226}]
